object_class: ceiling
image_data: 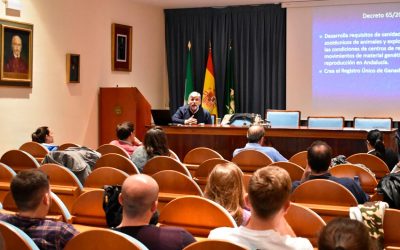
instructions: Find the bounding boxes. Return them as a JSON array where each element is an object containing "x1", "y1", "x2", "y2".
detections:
[{"x1": 131, "y1": 0, "x2": 322, "y2": 9}]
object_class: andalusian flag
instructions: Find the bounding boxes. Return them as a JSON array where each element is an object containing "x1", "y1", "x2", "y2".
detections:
[
  {"x1": 202, "y1": 47, "x2": 218, "y2": 117},
  {"x1": 183, "y1": 41, "x2": 194, "y2": 105},
  {"x1": 224, "y1": 45, "x2": 235, "y2": 114}
]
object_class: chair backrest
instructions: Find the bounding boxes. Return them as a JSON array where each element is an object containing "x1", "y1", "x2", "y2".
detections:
[
  {"x1": 40, "y1": 163, "x2": 83, "y2": 189},
  {"x1": 143, "y1": 156, "x2": 191, "y2": 177},
  {"x1": 193, "y1": 158, "x2": 230, "y2": 190},
  {"x1": 19, "y1": 141, "x2": 49, "y2": 163},
  {"x1": 383, "y1": 208, "x2": 400, "y2": 248},
  {"x1": 70, "y1": 189, "x2": 107, "y2": 227},
  {"x1": 183, "y1": 239, "x2": 247, "y2": 250},
  {"x1": 64, "y1": 228, "x2": 149, "y2": 250},
  {"x1": 158, "y1": 195, "x2": 237, "y2": 237},
  {"x1": 353, "y1": 117, "x2": 392, "y2": 130},
  {"x1": 94, "y1": 153, "x2": 140, "y2": 175},
  {"x1": 232, "y1": 150, "x2": 272, "y2": 173},
  {"x1": 0, "y1": 149, "x2": 40, "y2": 172},
  {"x1": 58, "y1": 143, "x2": 81, "y2": 150},
  {"x1": 0, "y1": 220, "x2": 40, "y2": 250},
  {"x1": 285, "y1": 202, "x2": 326, "y2": 247},
  {"x1": 307, "y1": 116, "x2": 344, "y2": 129},
  {"x1": 2, "y1": 191, "x2": 72, "y2": 223},
  {"x1": 330, "y1": 164, "x2": 378, "y2": 195},
  {"x1": 346, "y1": 153, "x2": 390, "y2": 179},
  {"x1": 268, "y1": 161, "x2": 304, "y2": 182},
  {"x1": 265, "y1": 109, "x2": 300, "y2": 128},
  {"x1": 289, "y1": 151, "x2": 307, "y2": 169},
  {"x1": 153, "y1": 170, "x2": 203, "y2": 211},
  {"x1": 169, "y1": 149, "x2": 181, "y2": 162},
  {"x1": 194, "y1": 158, "x2": 230, "y2": 179},
  {"x1": 96, "y1": 144, "x2": 130, "y2": 158},
  {"x1": 84, "y1": 167, "x2": 129, "y2": 189},
  {"x1": 291, "y1": 179, "x2": 358, "y2": 206},
  {"x1": 153, "y1": 170, "x2": 203, "y2": 196},
  {"x1": 0, "y1": 163, "x2": 16, "y2": 202},
  {"x1": 39, "y1": 163, "x2": 83, "y2": 209},
  {"x1": 183, "y1": 147, "x2": 223, "y2": 165}
]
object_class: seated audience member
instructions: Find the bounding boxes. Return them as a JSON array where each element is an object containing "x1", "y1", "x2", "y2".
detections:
[
  {"x1": 208, "y1": 166, "x2": 313, "y2": 250},
  {"x1": 318, "y1": 217, "x2": 376, "y2": 250},
  {"x1": 233, "y1": 125, "x2": 287, "y2": 162},
  {"x1": 172, "y1": 91, "x2": 212, "y2": 125},
  {"x1": 109, "y1": 121, "x2": 142, "y2": 155},
  {"x1": 131, "y1": 126, "x2": 171, "y2": 172},
  {"x1": 114, "y1": 174, "x2": 196, "y2": 250},
  {"x1": 367, "y1": 129, "x2": 399, "y2": 172},
  {"x1": 0, "y1": 170, "x2": 78, "y2": 249},
  {"x1": 204, "y1": 162, "x2": 250, "y2": 226},
  {"x1": 292, "y1": 140, "x2": 369, "y2": 204},
  {"x1": 32, "y1": 126, "x2": 58, "y2": 151}
]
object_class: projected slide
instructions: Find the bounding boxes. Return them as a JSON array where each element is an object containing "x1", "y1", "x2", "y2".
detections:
[{"x1": 312, "y1": 3, "x2": 400, "y2": 102}]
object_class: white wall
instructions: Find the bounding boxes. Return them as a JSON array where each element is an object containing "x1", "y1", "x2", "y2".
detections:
[{"x1": 0, "y1": 0, "x2": 166, "y2": 155}]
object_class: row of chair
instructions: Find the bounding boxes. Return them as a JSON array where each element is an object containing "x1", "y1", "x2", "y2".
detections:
[
  {"x1": 0, "y1": 219, "x2": 254, "y2": 250},
  {"x1": 265, "y1": 110, "x2": 393, "y2": 130},
  {"x1": 2, "y1": 189, "x2": 399, "y2": 249},
  {"x1": 0, "y1": 159, "x2": 380, "y2": 227},
  {"x1": 0, "y1": 150, "x2": 384, "y2": 206},
  {"x1": 8, "y1": 141, "x2": 392, "y2": 181}
]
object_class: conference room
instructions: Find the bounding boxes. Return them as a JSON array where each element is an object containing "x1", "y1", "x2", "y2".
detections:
[{"x1": 0, "y1": 0, "x2": 399, "y2": 249}]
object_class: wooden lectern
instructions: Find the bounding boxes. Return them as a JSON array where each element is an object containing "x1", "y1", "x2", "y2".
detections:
[{"x1": 99, "y1": 87, "x2": 151, "y2": 145}]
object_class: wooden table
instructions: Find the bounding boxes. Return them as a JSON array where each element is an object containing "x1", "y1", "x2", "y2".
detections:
[{"x1": 162, "y1": 125, "x2": 398, "y2": 161}]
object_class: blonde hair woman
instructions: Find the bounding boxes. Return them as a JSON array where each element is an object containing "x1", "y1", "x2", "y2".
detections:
[{"x1": 204, "y1": 162, "x2": 250, "y2": 226}]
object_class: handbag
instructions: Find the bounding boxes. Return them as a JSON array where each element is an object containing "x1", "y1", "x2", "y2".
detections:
[{"x1": 103, "y1": 185, "x2": 159, "y2": 227}]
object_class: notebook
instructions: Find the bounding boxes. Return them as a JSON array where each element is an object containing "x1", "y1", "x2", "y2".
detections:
[{"x1": 151, "y1": 109, "x2": 173, "y2": 125}]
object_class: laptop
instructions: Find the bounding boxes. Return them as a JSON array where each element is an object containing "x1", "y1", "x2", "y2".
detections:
[{"x1": 151, "y1": 109, "x2": 173, "y2": 125}]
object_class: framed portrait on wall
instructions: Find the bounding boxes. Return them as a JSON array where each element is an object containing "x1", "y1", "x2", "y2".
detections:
[
  {"x1": 66, "y1": 53, "x2": 80, "y2": 83},
  {"x1": 111, "y1": 23, "x2": 132, "y2": 72},
  {"x1": 0, "y1": 19, "x2": 33, "y2": 87}
]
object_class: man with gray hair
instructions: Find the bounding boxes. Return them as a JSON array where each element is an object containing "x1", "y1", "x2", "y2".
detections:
[
  {"x1": 172, "y1": 91, "x2": 212, "y2": 125},
  {"x1": 114, "y1": 174, "x2": 195, "y2": 250},
  {"x1": 233, "y1": 125, "x2": 287, "y2": 162}
]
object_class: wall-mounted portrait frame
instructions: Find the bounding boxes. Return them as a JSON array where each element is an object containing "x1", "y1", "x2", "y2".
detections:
[
  {"x1": 0, "y1": 19, "x2": 33, "y2": 87},
  {"x1": 66, "y1": 53, "x2": 80, "y2": 83},
  {"x1": 111, "y1": 23, "x2": 132, "y2": 72}
]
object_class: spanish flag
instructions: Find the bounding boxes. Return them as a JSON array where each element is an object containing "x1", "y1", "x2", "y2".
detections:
[{"x1": 202, "y1": 47, "x2": 218, "y2": 117}]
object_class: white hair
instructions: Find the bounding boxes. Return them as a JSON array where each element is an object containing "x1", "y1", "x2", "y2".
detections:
[{"x1": 189, "y1": 91, "x2": 201, "y2": 99}]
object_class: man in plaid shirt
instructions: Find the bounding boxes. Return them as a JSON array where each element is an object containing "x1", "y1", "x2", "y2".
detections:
[{"x1": 0, "y1": 169, "x2": 78, "y2": 249}]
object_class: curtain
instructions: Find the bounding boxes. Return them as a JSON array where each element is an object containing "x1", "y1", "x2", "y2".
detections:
[{"x1": 165, "y1": 4, "x2": 286, "y2": 118}]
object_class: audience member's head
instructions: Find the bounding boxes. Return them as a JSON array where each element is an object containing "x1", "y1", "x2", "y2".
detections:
[
  {"x1": 32, "y1": 126, "x2": 53, "y2": 144},
  {"x1": 247, "y1": 166, "x2": 291, "y2": 220},
  {"x1": 318, "y1": 217, "x2": 375, "y2": 250},
  {"x1": 119, "y1": 174, "x2": 159, "y2": 221},
  {"x1": 247, "y1": 125, "x2": 265, "y2": 144},
  {"x1": 366, "y1": 129, "x2": 386, "y2": 159},
  {"x1": 10, "y1": 170, "x2": 51, "y2": 216},
  {"x1": 204, "y1": 162, "x2": 246, "y2": 225},
  {"x1": 307, "y1": 140, "x2": 332, "y2": 173},
  {"x1": 116, "y1": 121, "x2": 135, "y2": 141},
  {"x1": 144, "y1": 126, "x2": 170, "y2": 158}
]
